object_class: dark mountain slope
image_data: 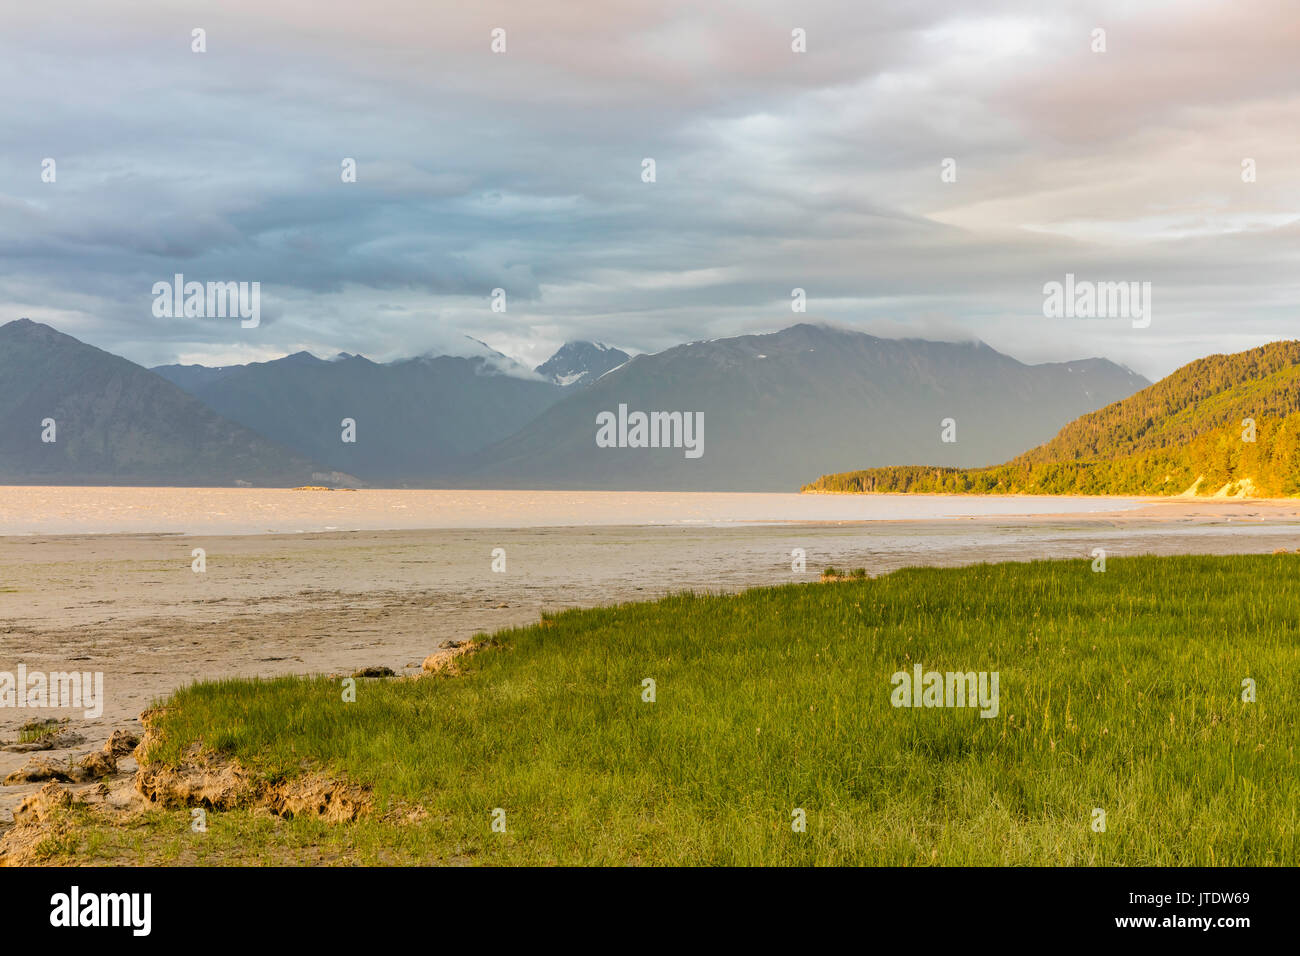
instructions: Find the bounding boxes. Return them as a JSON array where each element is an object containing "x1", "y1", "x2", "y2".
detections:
[
  {"x1": 163, "y1": 349, "x2": 565, "y2": 481},
  {"x1": 463, "y1": 324, "x2": 1150, "y2": 491},
  {"x1": 0, "y1": 319, "x2": 321, "y2": 485}
]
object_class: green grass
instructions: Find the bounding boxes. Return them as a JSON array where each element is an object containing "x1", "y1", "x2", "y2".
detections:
[
  {"x1": 17, "y1": 719, "x2": 63, "y2": 744},
  {"x1": 58, "y1": 554, "x2": 1300, "y2": 865}
]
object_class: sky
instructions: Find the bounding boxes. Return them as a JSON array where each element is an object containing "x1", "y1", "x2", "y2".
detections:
[{"x1": 0, "y1": 0, "x2": 1296, "y2": 379}]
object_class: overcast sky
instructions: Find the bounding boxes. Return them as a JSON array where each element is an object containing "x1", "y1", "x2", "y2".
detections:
[{"x1": 1, "y1": 0, "x2": 1296, "y2": 378}]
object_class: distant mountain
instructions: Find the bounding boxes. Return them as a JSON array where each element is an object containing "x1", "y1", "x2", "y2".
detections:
[
  {"x1": 149, "y1": 363, "x2": 235, "y2": 393},
  {"x1": 534, "y1": 341, "x2": 630, "y2": 387},
  {"x1": 804, "y1": 340, "x2": 1300, "y2": 497},
  {"x1": 461, "y1": 324, "x2": 1151, "y2": 491},
  {"x1": 153, "y1": 350, "x2": 358, "y2": 394},
  {"x1": 0, "y1": 319, "x2": 322, "y2": 485},
  {"x1": 5, "y1": 320, "x2": 1153, "y2": 490},
  {"x1": 156, "y1": 346, "x2": 565, "y2": 482}
]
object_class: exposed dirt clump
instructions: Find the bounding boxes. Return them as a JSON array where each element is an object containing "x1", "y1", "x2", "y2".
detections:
[
  {"x1": 78, "y1": 750, "x2": 117, "y2": 779},
  {"x1": 0, "y1": 817, "x2": 68, "y2": 865},
  {"x1": 133, "y1": 710, "x2": 373, "y2": 822},
  {"x1": 13, "y1": 782, "x2": 72, "y2": 825},
  {"x1": 4, "y1": 727, "x2": 137, "y2": 785},
  {"x1": 3, "y1": 757, "x2": 77, "y2": 785},
  {"x1": 351, "y1": 665, "x2": 396, "y2": 678},
  {"x1": 136, "y1": 754, "x2": 371, "y2": 821},
  {"x1": 106, "y1": 730, "x2": 141, "y2": 757},
  {"x1": 268, "y1": 774, "x2": 372, "y2": 823},
  {"x1": 135, "y1": 753, "x2": 259, "y2": 811},
  {"x1": 1, "y1": 718, "x2": 85, "y2": 753},
  {"x1": 422, "y1": 637, "x2": 493, "y2": 676}
]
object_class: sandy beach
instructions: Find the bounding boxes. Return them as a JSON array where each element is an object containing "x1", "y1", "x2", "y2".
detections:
[{"x1": 4, "y1": 490, "x2": 1300, "y2": 820}]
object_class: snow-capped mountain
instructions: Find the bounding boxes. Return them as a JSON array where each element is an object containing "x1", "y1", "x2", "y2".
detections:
[{"x1": 534, "y1": 341, "x2": 631, "y2": 388}]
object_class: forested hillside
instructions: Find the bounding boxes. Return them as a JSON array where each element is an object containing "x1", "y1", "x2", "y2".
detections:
[{"x1": 804, "y1": 341, "x2": 1300, "y2": 498}]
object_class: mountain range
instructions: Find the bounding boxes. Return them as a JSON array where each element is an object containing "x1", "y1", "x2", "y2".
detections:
[
  {"x1": 153, "y1": 348, "x2": 566, "y2": 482},
  {"x1": 0, "y1": 318, "x2": 1151, "y2": 489},
  {"x1": 455, "y1": 324, "x2": 1151, "y2": 491}
]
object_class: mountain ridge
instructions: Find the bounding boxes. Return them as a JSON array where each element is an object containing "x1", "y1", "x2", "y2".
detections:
[
  {"x1": 1, "y1": 319, "x2": 1151, "y2": 489},
  {"x1": 534, "y1": 341, "x2": 631, "y2": 388},
  {"x1": 458, "y1": 323, "x2": 1150, "y2": 491},
  {"x1": 0, "y1": 319, "x2": 326, "y2": 485},
  {"x1": 155, "y1": 348, "x2": 565, "y2": 482}
]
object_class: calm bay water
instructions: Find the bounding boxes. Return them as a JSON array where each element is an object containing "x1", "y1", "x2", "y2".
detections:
[{"x1": 0, "y1": 486, "x2": 1150, "y2": 536}]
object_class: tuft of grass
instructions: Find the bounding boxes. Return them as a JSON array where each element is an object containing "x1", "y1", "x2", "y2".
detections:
[
  {"x1": 66, "y1": 555, "x2": 1300, "y2": 865},
  {"x1": 18, "y1": 718, "x2": 64, "y2": 744}
]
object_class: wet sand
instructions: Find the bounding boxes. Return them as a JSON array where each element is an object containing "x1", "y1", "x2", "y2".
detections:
[{"x1": 3, "y1": 494, "x2": 1300, "y2": 819}]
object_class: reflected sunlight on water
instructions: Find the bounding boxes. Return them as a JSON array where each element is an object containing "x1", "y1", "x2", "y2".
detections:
[{"x1": 0, "y1": 486, "x2": 1150, "y2": 536}]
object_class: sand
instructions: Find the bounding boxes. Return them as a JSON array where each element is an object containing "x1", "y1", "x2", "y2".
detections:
[{"x1": 3, "y1": 492, "x2": 1300, "y2": 819}]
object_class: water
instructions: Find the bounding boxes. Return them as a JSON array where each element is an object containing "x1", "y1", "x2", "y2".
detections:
[{"x1": 0, "y1": 486, "x2": 1152, "y2": 536}]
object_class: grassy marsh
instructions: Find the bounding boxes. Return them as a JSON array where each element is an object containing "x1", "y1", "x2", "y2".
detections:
[{"x1": 35, "y1": 555, "x2": 1300, "y2": 865}]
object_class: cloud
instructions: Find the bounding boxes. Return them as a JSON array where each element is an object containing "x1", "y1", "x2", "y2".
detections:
[{"x1": 0, "y1": 0, "x2": 1296, "y2": 379}]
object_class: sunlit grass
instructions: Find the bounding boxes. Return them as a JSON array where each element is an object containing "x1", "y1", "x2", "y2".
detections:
[{"x1": 62, "y1": 554, "x2": 1300, "y2": 865}]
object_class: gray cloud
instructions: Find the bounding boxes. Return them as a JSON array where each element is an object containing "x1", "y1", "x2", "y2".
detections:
[{"x1": 0, "y1": 0, "x2": 1296, "y2": 377}]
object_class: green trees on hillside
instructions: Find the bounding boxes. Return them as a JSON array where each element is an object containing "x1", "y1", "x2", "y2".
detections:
[
  {"x1": 803, "y1": 341, "x2": 1300, "y2": 497},
  {"x1": 1020, "y1": 341, "x2": 1300, "y2": 464}
]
